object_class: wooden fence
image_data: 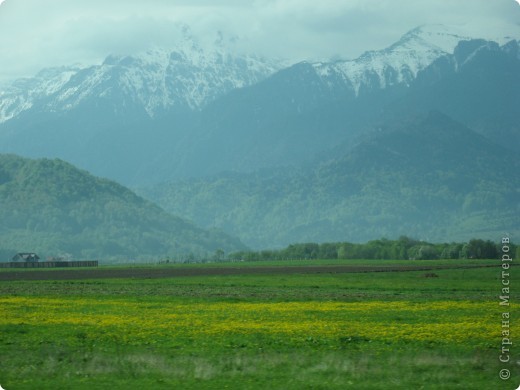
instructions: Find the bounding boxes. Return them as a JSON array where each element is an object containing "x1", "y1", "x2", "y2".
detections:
[{"x1": 0, "y1": 261, "x2": 98, "y2": 268}]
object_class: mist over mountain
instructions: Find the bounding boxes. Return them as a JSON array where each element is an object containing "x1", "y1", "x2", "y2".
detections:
[{"x1": 0, "y1": 24, "x2": 518, "y2": 251}]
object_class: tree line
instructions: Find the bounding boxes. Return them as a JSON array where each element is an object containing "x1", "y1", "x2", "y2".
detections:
[{"x1": 228, "y1": 237, "x2": 517, "y2": 261}]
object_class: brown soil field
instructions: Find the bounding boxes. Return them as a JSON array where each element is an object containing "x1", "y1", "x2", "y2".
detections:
[{"x1": 0, "y1": 263, "x2": 499, "y2": 281}]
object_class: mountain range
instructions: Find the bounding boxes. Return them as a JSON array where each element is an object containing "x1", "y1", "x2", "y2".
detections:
[
  {"x1": 0, "y1": 24, "x2": 518, "y2": 252},
  {"x1": 141, "y1": 111, "x2": 519, "y2": 248},
  {"x1": 0, "y1": 24, "x2": 501, "y2": 184}
]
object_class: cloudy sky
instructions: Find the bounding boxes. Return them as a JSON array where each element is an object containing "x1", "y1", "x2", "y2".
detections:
[{"x1": 0, "y1": 0, "x2": 519, "y2": 83}]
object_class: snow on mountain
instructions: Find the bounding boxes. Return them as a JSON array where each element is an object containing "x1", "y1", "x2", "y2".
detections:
[
  {"x1": 312, "y1": 24, "x2": 482, "y2": 95},
  {"x1": 0, "y1": 37, "x2": 281, "y2": 123},
  {"x1": 1, "y1": 24, "x2": 517, "y2": 124},
  {"x1": 52, "y1": 47, "x2": 281, "y2": 117},
  {"x1": 0, "y1": 66, "x2": 79, "y2": 122}
]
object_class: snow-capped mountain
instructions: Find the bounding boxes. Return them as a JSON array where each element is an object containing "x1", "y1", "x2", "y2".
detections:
[
  {"x1": 1, "y1": 24, "x2": 516, "y2": 125},
  {"x1": 0, "y1": 24, "x2": 517, "y2": 187},
  {"x1": 0, "y1": 66, "x2": 80, "y2": 123},
  {"x1": 0, "y1": 39, "x2": 281, "y2": 123},
  {"x1": 311, "y1": 25, "x2": 474, "y2": 95}
]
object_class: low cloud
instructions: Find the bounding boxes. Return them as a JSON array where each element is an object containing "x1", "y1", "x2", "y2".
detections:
[{"x1": 0, "y1": 0, "x2": 518, "y2": 83}]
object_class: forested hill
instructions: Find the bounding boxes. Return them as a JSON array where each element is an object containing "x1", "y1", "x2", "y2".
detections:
[
  {"x1": 141, "y1": 112, "x2": 519, "y2": 249},
  {"x1": 0, "y1": 154, "x2": 245, "y2": 261}
]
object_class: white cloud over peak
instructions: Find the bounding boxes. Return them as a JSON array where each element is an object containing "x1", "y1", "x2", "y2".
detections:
[{"x1": 0, "y1": 0, "x2": 518, "y2": 83}]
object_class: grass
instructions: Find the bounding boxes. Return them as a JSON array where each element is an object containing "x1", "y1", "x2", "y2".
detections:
[{"x1": 0, "y1": 260, "x2": 517, "y2": 389}]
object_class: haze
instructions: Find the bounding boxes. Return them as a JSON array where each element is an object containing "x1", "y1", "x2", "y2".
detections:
[{"x1": 0, "y1": 0, "x2": 519, "y2": 83}]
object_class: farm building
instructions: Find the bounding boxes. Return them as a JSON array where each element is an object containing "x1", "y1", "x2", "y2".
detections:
[{"x1": 12, "y1": 253, "x2": 40, "y2": 262}]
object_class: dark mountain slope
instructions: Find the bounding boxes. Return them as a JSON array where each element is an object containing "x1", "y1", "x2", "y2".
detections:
[
  {"x1": 140, "y1": 112, "x2": 519, "y2": 248},
  {"x1": 133, "y1": 38, "x2": 520, "y2": 184},
  {"x1": 132, "y1": 62, "x2": 358, "y2": 182},
  {"x1": 387, "y1": 39, "x2": 520, "y2": 150},
  {"x1": 0, "y1": 154, "x2": 245, "y2": 261}
]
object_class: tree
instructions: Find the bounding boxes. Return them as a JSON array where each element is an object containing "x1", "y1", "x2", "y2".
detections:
[
  {"x1": 440, "y1": 243, "x2": 463, "y2": 259},
  {"x1": 318, "y1": 243, "x2": 339, "y2": 259},
  {"x1": 213, "y1": 249, "x2": 225, "y2": 262},
  {"x1": 466, "y1": 239, "x2": 497, "y2": 259},
  {"x1": 408, "y1": 245, "x2": 438, "y2": 260}
]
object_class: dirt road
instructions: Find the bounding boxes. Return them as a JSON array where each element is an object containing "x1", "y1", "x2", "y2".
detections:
[{"x1": 0, "y1": 263, "x2": 499, "y2": 281}]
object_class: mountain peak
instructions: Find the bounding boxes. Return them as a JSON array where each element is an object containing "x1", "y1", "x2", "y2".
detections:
[
  {"x1": 393, "y1": 24, "x2": 472, "y2": 53},
  {"x1": 0, "y1": 40, "x2": 282, "y2": 123},
  {"x1": 312, "y1": 24, "x2": 473, "y2": 95}
]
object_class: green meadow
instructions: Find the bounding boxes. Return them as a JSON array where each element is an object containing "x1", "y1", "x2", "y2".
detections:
[{"x1": 0, "y1": 260, "x2": 517, "y2": 389}]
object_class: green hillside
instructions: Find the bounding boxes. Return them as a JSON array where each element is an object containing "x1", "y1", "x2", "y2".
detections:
[
  {"x1": 141, "y1": 112, "x2": 519, "y2": 248},
  {"x1": 0, "y1": 154, "x2": 245, "y2": 261}
]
